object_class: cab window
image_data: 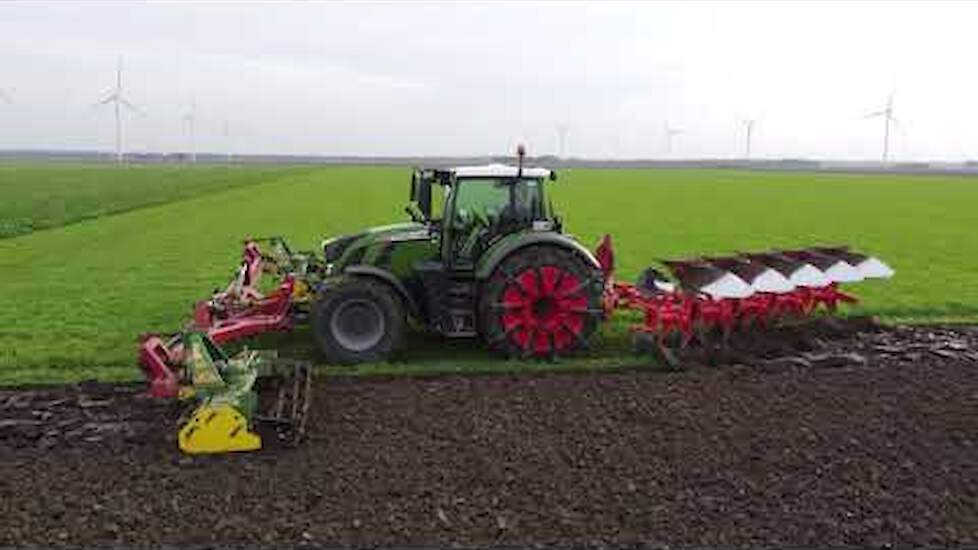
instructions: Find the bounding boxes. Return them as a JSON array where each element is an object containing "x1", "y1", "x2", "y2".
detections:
[{"x1": 451, "y1": 178, "x2": 543, "y2": 227}]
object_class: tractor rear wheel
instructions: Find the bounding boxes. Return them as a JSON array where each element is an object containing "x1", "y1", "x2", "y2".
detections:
[
  {"x1": 312, "y1": 278, "x2": 405, "y2": 364},
  {"x1": 480, "y1": 245, "x2": 604, "y2": 358}
]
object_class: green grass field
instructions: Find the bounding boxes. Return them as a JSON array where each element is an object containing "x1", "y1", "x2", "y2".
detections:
[
  {"x1": 1, "y1": 163, "x2": 975, "y2": 385},
  {"x1": 0, "y1": 163, "x2": 311, "y2": 238}
]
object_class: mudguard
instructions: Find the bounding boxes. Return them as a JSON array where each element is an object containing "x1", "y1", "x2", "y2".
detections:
[
  {"x1": 474, "y1": 232, "x2": 602, "y2": 280},
  {"x1": 343, "y1": 264, "x2": 422, "y2": 318}
]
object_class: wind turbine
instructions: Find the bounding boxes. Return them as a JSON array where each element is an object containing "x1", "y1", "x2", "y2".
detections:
[
  {"x1": 556, "y1": 124, "x2": 568, "y2": 158},
  {"x1": 182, "y1": 99, "x2": 197, "y2": 163},
  {"x1": 865, "y1": 92, "x2": 898, "y2": 164},
  {"x1": 223, "y1": 117, "x2": 232, "y2": 165},
  {"x1": 664, "y1": 123, "x2": 683, "y2": 154},
  {"x1": 742, "y1": 119, "x2": 756, "y2": 160},
  {"x1": 94, "y1": 57, "x2": 140, "y2": 165}
]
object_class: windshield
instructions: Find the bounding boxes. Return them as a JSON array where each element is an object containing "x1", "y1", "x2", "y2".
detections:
[{"x1": 450, "y1": 178, "x2": 544, "y2": 227}]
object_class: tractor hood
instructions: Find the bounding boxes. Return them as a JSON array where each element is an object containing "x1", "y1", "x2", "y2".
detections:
[{"x1": 322, "y1": 222, "x2": 430, "y2": 265}]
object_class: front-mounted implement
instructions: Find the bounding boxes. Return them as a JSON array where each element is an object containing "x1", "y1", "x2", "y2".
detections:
[
  {"x1": 139, "y1": 237, "x2": 316, "y2": 454},
  {"x1": 139, "y1": 146, "x2": 894, "y2": 453},
  {"x1": 149, "y1": 331, "x2": 312, "y2": 454}
]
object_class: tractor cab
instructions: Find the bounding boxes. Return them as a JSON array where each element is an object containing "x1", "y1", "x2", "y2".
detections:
[{"x1": 409, "y1": 160, "x2": 559, "y2": 268}]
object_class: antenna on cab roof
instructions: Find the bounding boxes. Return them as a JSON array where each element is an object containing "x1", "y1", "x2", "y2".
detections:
[{"x1": 516, "y1": 144, "x2": 526, "y2": 178}]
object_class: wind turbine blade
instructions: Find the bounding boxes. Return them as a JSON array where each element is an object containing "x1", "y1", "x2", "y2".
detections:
[
  {"x1": 92, "y1": 93, "x2": 118, "y2": 108},
  {"x1": 0, "y1": 89, "x2": 11, "y2": 104},
  {"x1": 863, "y1": 110, "x2": 885, "y2": 119},
  {"x1": 118, "y1": 97, "x2": 141, "y2": 114}
]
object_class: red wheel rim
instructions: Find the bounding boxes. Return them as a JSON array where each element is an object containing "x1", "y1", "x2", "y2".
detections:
[{"x1": 498, "y1": 266, "x2": 590, "y2": 355}]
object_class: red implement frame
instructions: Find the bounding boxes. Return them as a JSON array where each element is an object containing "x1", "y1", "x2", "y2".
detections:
[
  {"x1": 595, "y1": 235, "x2": 859, "y2": 354},
  {"x1": 139, "y1": 240, "x2": 297, "y2": 398}
]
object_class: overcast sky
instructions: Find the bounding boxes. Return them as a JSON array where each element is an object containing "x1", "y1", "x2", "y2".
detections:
[{"x1": 1, "y1": 1, "x2": 976, "y2": 160}]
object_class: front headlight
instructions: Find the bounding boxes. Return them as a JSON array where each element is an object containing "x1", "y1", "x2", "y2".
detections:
[{"x1": 322, "y1": 234, "x2": 358, "y2": 263}]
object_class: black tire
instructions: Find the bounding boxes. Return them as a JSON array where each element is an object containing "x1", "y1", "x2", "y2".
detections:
[
  {"x1": 312, "y1": 277, "x2": 406, "y2": 365},
  {"x1": 479, "y1": 245, "x2": 604, "y2": 358}
]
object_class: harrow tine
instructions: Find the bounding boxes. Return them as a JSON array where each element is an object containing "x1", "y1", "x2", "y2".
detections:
[
  {"x1": 290, "y1": 364, "x2": 301, "y2": 427},
  {"x1": 813, "y1": 246, "x2": 895, "y2": 279},
  {"x1": 661, "y1": 259, "x2": 754, "y2": 299},
  {"x1": 255, "y1": 360, "x2": 314, "y2": 447},
  {"x1": 656, "y1": 330, "x2": 682, "y2": 369},
  {"x1": 274, "y1": 374, "x2": 287, "y2": 420}
]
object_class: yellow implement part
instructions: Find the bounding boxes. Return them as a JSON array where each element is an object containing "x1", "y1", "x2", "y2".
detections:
[
  {"x1": 178, "y1": 403, "x2": 261, "y2": 454},
  {"x1": 292, "y1": 278, "x2": 311, "y2": 303}
]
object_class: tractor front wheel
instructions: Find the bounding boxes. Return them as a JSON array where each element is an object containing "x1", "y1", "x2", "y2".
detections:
[
  {"x1": 312, "y1": 278, "x2": 405, "y2": 364},
  {"x1": 480, "y1": 246, "x2": 604, "y2": 358}
]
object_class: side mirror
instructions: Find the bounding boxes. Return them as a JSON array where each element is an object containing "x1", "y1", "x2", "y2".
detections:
[{"x1": 417, "y1": 178, "x2": 432, "y2": 220}]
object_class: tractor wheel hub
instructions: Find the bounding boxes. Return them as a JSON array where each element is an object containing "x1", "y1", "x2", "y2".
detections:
[
  {"x1": 331, "y1": 299, "x2": 385, "y2": 352},
  {"x1": 532, "y1": 296, "x2": 556, "y2": 321}
]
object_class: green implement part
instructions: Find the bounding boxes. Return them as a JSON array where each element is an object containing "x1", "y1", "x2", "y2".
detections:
[{"x1": 176, "y1": 332, "x2": 312, "y2": 454}]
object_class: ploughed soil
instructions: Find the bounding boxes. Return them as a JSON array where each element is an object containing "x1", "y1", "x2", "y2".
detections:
[{"x1": 2, "y1": 318, "x2": 977, "y2": 548}]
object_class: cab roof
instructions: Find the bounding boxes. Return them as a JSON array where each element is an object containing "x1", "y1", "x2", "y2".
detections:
[{"x1": 451, "y1": 163, "x2": 553, "y2": 179}]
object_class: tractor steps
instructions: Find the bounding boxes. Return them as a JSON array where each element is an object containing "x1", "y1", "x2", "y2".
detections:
[
  {"x1": 445, "y1": 276, "x2": 478, "y2": 337},
  {"x1": 416, "y1": 262, "x2": 478, "y2": 338}
]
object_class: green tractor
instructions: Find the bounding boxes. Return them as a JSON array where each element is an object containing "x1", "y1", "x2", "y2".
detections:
[
  {"x1": 137, "y1": 148, "x2": 606, "y2": 452},
  {"x1": 314, "y1": 147, "x2": 605, "y2": 363}
]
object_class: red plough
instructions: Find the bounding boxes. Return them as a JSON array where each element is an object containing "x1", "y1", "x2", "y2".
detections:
[{"x1": 595, "y1": 234, "x2": 891, "y2": 363}]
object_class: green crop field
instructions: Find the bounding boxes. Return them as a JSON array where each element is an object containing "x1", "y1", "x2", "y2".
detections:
[
  {"x1": 1, "y1": 163, "x2": 975, "y2": 385},
  {"x1": 0, "y1": 163, "x2": 311, "y2": 238}
]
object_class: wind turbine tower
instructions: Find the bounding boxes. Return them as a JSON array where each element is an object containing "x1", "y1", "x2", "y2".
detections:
[
  {"x1": 743, "y1": 119, "x2": 756, "y2": 160},
  {"x1": 223, "y1": 118, "x2": 232, "y2": 165},
  {"x1": 182, "y1": 99, "x2": 197, "y2": 163},
  {"x1": 556, "y1": 124, "x2": 568, "y2": 158},
  {"x1": 865, "y1": 93, "x2": 898, "y2": 164},
  {"x1": 94, "y1": 57, "x2": 140, "y2": 165},
  {"x1": 664, "y1": 124, "x2": 683, "y2": 155}
]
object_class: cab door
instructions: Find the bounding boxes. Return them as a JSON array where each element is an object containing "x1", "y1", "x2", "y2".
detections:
[{"x1": 440, "y1": 178, "x2": 518, "y2": 268}]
